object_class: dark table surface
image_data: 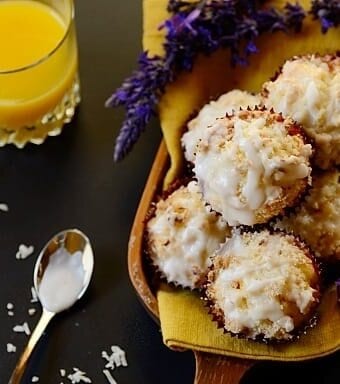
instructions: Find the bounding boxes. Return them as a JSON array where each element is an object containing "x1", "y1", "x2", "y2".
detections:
[{"x1": 0, "y1": 1, "x2": 338, "y2": 383}]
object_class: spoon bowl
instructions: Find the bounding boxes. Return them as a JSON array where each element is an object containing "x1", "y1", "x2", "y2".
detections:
[
  {"x1": 34, "y1": 228, "x2": 94, "y2": 312},
  {"x1": 8, "y1": 228, "x2": 94, "y2": 384}
]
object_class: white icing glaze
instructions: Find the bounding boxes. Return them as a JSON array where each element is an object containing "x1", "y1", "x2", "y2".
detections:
[
  {"x1": 194, "y1": 111, "x2": 312, "y2": 225},
  {"x1": 182, "y1": 90, "x2": 261, "y2": 162},
  {"x1": 264, "y1": 55, "x2": 340, "y2": 168},
  {"x1": 211, "y1": 230, "x2": 318, "y2": 339},
  {"x1": 276, "y1": 169, "x2": 340, "y2": 261},
  {"x1": 147, "y1": 181, "x2": 229, "y2": 289},
  {"x1": 265, "y1": 59, "x2": 328, "y2": 128}
]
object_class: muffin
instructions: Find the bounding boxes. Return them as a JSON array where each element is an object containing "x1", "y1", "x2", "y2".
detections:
[
  {"x1": 182, "y1": 90, "x2": 261, "y2": 163},
  {"x1": 276, "y1": 168, "x2": 340, "y2": 262},
  {"x1": 146, "y1": 181, "x2": 230, "y2": 289},
  {"x1": 205, "y1": 229, "x2": 320, "y2": 341},
  {"x1": 263, "y1": 54, "x2": 340, "y2": 169},
  {"x1": 193, "y1": 108, "x2": 313, "y2": 226}
]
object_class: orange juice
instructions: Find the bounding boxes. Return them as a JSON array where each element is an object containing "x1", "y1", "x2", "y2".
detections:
[{"x1": 0, "y1": 0, "x2": 79, "y2": 142}]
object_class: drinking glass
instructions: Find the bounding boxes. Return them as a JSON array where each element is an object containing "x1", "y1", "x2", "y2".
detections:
[{"x1": 0, "y1": 0, "x2": 80, "y2": 147}]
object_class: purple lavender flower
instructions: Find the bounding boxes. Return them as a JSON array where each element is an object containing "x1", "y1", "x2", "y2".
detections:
[
  {"x1": 336, "y1": 278, "x2": 340, "y2": 305},
  {"x1": 246, "y1": 41, "x2": 258, "y2": 55},
  {"x1": 284, "y1": 3, "x2": 306, "y2": 32},
  {"x1": 310, "y1": 0, "x2": 340, "y2": 33},
  {"x1": 107, "y1": 53, "x2": 171, "y2": 161},
  {"x1": 107, "y1": 0, "x2": 338, "y2": 161}
]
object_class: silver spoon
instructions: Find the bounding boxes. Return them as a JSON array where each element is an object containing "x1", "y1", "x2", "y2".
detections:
[{"x1": 8, "y1": 229, "x2": 94, "y2": 384}]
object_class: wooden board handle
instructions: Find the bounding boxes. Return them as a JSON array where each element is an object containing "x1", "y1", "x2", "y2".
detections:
[{"x1": 194, "y1": 351, "x2": 254, "y2": 384}]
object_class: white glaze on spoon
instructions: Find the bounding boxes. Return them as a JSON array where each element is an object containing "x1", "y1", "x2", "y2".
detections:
[{"x1": 38, "y1": 248, "x2": 85, "y2": 312}]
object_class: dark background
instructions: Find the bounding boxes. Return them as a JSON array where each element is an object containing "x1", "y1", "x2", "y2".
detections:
[{"x1": 0, "y1": 1, "x2": 338, "y2": 383}]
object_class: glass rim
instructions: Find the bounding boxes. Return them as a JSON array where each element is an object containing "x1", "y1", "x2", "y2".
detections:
[{"x1": 0, "y1": 0, "x2": 75, "y2": 75}]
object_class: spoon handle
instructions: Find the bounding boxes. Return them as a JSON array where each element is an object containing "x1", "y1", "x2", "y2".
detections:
[{"x1": 8, "y1": 309, "x2": 55, "y2": 384}]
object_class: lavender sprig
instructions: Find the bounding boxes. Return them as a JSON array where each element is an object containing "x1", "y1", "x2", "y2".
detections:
[
  {"x1": 107, "y1": 0, "x2": 337, "y2": 161},
  {"x1": 310, "y1": 0, "x2": 340, "y2": 33},
  {"x1": 106, "y1": 53, "x2": 171, "y2": 161}
]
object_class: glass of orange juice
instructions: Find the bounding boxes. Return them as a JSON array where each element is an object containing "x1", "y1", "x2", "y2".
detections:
[{"x1": 0, "y1": 0, "x2": 80, "y2": 147}]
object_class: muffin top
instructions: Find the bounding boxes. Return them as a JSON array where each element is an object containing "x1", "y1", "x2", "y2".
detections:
[
  {"x1": 206, "y1": 229, "x2": 320, "y2": 341},
  {"x1": 182, "y1": 90, "x2": 261, "y2": 163},
  {"x1": 193, "y1": 108, "x2": 313, "y2": 226},
  {"x1": 263, "y1": 54, "x2": 340, "y2": 169},
  {"x1": 146, "y1": 181, "x2": 230, "y2": 289},
  {"x1": 276, "y1": 168, "x2": 340, "y2": 261}
]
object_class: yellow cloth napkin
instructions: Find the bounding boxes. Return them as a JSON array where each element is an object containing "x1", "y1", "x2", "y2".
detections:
[
  {"x1": 143, "y1": 0, "x2": 340, "y2": 360},
  {"x1": 157, "y1": 285, "x2": 340, "y2": 361}
]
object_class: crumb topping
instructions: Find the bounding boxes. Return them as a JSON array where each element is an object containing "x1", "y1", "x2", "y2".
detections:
[
  {"x1": 277, "y1": 169, "x2": 340, "y2": 261},
  {"x1": 182, "y1": 90, "x2": 261, "y2": 162},
  {"x1": 194, "y1": 109, "x2": 312, "y2": 226},
  {"x1": 207, "y1": 229, "x2": 319, "y2": 340},
  {"x1": 263, "y1": 54, "x2": 340, "y2": 169},
  {"x1": 147, "y1": 181, "x2": 229, "y2": 289}
]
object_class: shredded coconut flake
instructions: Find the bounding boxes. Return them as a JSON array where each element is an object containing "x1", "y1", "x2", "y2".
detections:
[
  {"x1": 6, "y1": 343, "x2": 16, "y2": 353},
  {"x1": 28, "y1": 308, "x2": 37, "y2": 316},
  {"x1": 102, "y1": 370, "x2": 117, "y2": 384},
  {"x1": 6, "y1": 302, "x2": 14, "y2": 310},
  {"x1": 60, "y1": 369, "x2": 66, "y2": 377},
  {"x1": 31, "y1": 286, "x2": 39, "y2": 303},
  {"x1": 31, "y1": 376, "x2": 39, "y2": 382},
  {"x1": 13, "y1": 322, "x2": 31, "y2": 336},
  {"x1": 16, "y1": 244, "x2": 34, "y2": 260},
  {"x1": 8, "y1": 311, "x2": 14, "y2": 317},
  {"x1": 102, "y1": 345, "x2": 128, "y2": 370},
  {"x1": 0, "y1": 203, "x2": 9, "y2": 212},
  {"x1": 67, "y1": 367, "x2": 92, "y2": 383}
]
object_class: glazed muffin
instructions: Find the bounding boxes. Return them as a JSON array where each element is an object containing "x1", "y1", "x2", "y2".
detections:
[
  {"x1": 146, "y1": 181, "x2": 230, "y2": 289},
  {"x1": 276, "y1": 168, "x2": 340, "y2": 262},
  {"x1": 263, "y1": 54, "x2": 340, "y2": 169},
  {"x1": 193, "y1": 108, "x2": 313, "y2": 226},
  {"x1": 181, "y1": 90, "x2": 261, "y2": 163},
  {"x1": 205, "y1": 229, "x2": 320, "y2": 341}
]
